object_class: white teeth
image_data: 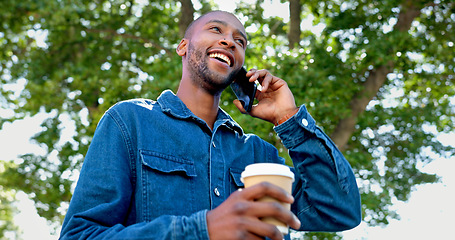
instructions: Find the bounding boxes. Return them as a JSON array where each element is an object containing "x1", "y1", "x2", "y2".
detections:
[{"x1": 209, "y1": 52, "x2": 231, "y2": 66}]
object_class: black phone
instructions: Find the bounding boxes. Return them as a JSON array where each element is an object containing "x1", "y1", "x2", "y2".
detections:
[{"x1": 230, "y1": 67, "x2": 257, "y2": 112}]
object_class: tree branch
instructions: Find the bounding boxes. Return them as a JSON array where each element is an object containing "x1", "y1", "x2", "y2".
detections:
[
  {"x1": 84, "y1": 28, "x2": 173, "y2": 54},
  {"x1": 330, "y1": 0, "x2": 423, "y2": 150},
  {"x1": 288, "y1": 0, "x2": 302, "y2": 49},
  {"x1": 179, "y1": 0, "x2": 195, "y2": 37}
]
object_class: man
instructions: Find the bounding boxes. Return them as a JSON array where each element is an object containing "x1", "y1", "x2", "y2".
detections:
[{"x1": 60, "y1": 11, "x2": 361, "y2": 240}]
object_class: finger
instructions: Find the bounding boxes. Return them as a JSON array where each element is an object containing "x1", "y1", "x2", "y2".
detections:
[
  {"x1": 241, "y1": 201, "x2": 301, "y2": 231},
  {"x1": 260, "y1": 72, "x2": 274, "y2": 92},
  {"x1": 241, "y1": 182, "x2": 294, "y2": 203},
  {"x1": 246, "y1": 68, "x2": 257, "y2": 77},
  {"x1": 219, "y1": 190, "x2": 299, "y2": 239},
  {"x1": 252, "y1": 70, "x2": 265, "y2": 82},
  {"x1": 246, "y1": 69, "x2": 258, "y2": 83},
  {"x1": 254, "y1": 69, "x2": 271, "y2": 79},
  {"x1": 229, "y1": 215, "x2": 283, "y2": 240},
  {"x1": 260, "y1": 202, "x2": 301, "y2": 230},
  {"x1": 233, "y1": 99, "x2": 247, "y2": 114},
  {"x1": 249, "y1": 69, "x2": 275, "y2": 92},
  {"x1": 244, "y1": 217, "x2": 284, "y2": 240},
  {"x1": 248, "y1": 71, "x2": 260, "y2": 83},
  {"x1": 240, "y1": 232, "x2": 266, "y2": 240}
]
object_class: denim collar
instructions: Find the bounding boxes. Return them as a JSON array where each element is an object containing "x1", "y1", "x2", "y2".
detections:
[{"x1": 157, "y1": 90, "x2": 244, "y2": 135}]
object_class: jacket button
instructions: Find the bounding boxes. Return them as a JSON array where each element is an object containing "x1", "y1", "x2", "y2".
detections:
[
  {"x1": 214, "y1": 188, "x2": 220, "y2": 197},
  {"x1": 301, "y1": 118, "x2": 309, "y2": 127}
]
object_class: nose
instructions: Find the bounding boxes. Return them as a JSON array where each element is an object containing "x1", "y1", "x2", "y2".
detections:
[{"x1": 219, "y1": 37, "x2": 235, "y2": 49}]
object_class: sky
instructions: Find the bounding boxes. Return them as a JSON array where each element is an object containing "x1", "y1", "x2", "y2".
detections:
[{"x1": 1, "y1": 0, "x2": 454, "y2": 239}]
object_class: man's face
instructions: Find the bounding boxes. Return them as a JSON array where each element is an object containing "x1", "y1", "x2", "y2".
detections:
[{"x1": 183, "y1": 12, "x2": 248, "y2": 94}]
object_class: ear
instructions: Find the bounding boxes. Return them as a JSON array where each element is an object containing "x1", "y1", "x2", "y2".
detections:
[{"x1": 176, "y1": 39, "x2": 188, "y2": 56}]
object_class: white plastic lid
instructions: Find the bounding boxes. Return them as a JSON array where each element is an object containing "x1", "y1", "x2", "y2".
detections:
[{"x1": 241, "y1": 163, "x2": 294, "y2": 182}]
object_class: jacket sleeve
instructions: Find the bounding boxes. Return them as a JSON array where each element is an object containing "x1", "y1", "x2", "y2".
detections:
[
  {"x1": 274, "y1": 105, "x2": 362, "y2": 232},
  {"x1": 59, "y1": 111, "x2": 210, "y2": 240}
]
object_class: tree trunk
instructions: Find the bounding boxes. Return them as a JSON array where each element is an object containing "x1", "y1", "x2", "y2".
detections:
[
  {"x1": 288, "y1": 0, "x2": 302, "y2": 49},
  {"x1": 179, "y1": 0, "x2": 195, "y2": 37},
  {"x1": 330, "y1": 0, "x2": 422, "y2": 150},
  {"x1": 331, "y1": 63, "x2": 394, "y2": 150}
]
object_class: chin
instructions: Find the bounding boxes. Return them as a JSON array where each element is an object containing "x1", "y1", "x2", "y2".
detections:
[
  {"x1": 203, "y1": 78, "x2": 232, "y2": 96},
  {"x1": 200, "y1": 68, "x2": 235, "y2": 93}
]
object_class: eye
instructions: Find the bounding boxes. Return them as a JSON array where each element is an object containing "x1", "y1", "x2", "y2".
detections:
[
  {"x1": 236, "y1": 38, "x2": 246, "y2": 47},
  {"x1": 210, "y1": 26, "x2": 221, "y2": 33}
]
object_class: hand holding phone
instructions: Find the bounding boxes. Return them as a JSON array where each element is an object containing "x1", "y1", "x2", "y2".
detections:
[{"x1": 230, "y1": 67, "x2": 257, "y2": 112}]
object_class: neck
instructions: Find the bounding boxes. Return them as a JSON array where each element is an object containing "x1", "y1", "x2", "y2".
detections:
[{"x1": 176, "y1": 73, "x2": 221, "y2": 130}]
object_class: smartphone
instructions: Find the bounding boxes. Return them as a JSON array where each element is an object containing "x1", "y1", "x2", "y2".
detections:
[{"x1": 230, "y1": 67, "x2": 257, "y2": 112}]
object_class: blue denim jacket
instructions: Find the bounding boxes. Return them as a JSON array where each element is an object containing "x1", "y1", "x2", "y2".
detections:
[{"x1": 60, "y1": 90, "x2": 361, "y2": 239}]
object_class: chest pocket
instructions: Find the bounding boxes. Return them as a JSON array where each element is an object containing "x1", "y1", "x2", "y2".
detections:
[
  {"x1": 140, "y1": 150, "x2": 197, "y2": 221},
  {"x1": 229, "y1": 168, "x2": 244, "y2": 194}
]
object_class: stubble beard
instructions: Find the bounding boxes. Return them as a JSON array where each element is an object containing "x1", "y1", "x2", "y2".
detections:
[{"x1": 187, "y1": 42, "x2": 236, "y2": 95}]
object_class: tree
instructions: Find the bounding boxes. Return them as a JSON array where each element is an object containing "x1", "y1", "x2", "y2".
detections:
[
  {"x1": 1, "y1": 0, "x2": 454, "y2": 239},
  {"x1": 0, "y1": 162, "x2": 19, "y2": 239}
]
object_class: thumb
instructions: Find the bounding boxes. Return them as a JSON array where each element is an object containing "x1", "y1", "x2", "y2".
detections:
[{"x1": 233, "y1": 99, "x2": 247, "y2": 114}]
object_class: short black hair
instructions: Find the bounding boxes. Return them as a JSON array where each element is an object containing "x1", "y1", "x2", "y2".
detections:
[{"x1": 183, "y1": 10, "x2": 238, "y2": 39}]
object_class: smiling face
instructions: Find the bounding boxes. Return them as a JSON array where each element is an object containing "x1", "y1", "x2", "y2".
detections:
[{"x1": 177, "y1": 11, "x2": 248, "y2": 95}]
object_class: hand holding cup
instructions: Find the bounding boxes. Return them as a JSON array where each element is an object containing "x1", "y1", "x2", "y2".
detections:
[
  {"x1": 206, "y1": 164, "x2": 300, "y2": 240},
  {"x1": 241, "y1": 163, "x2": 296, "y2": 235}
]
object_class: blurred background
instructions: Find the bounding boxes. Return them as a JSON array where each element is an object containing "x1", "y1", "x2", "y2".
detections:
[{"x1": 1, "y1": 0, "x2": 454, "y2": 239}]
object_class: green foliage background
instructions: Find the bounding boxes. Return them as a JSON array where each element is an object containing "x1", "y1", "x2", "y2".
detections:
[{"x1": 1, "y1": 0, "x2": 454, "y2": 239}]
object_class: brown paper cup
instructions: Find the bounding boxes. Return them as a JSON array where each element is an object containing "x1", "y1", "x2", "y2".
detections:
[{"x1": 241, "y1": 163, "x2": 295, "y2": 235}]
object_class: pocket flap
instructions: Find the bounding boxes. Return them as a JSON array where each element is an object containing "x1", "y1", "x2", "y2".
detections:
[
  {"x1": 140, "y1": 150, "x2": 197, "y2": 177},
  {"x1": 229, "y1": 168, "x2": 244, "y2": 188}
]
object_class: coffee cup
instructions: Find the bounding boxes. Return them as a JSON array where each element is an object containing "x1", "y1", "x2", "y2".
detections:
[{"x1": 240, "y1": 163, "x2": 295, "y2": 235}]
